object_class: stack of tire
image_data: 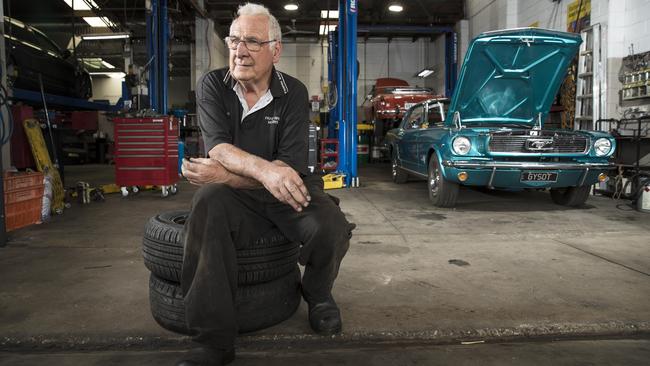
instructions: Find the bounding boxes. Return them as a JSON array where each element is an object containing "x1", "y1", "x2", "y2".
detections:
[{"x1": 142, "y1": 211, "x2": 302, "y2": 335}]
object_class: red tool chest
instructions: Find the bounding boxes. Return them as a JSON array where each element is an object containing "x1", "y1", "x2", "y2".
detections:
[{"x1": 114, "y1": 116, "x2": 179, "y2": 197}]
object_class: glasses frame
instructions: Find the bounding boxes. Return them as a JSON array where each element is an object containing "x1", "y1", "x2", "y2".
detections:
[{"x1": 225, "y1": 36, "x2": 277, "y2": 52}]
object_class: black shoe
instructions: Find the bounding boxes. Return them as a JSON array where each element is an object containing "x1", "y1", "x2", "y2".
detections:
[
  {"x1": 175, "y1": 346, "x2": 235, "y2": 366},
  {"x1": 307, "y1": 296, "x2": 342, "y2": 336}
]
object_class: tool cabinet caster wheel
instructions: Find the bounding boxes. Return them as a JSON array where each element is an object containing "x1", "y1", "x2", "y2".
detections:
[
  {"x1": 121, "y1": 187, "x2": 129, "y2": 197},
  {"x1": 161, "y1": 186, "x2": 169, "y2": 197},
  {"x1": 170, "y1": 185, "x2": 178, "y2": 195},
  {"x1": 132, "y1": 186, "x2": 139, "y2": 193}
]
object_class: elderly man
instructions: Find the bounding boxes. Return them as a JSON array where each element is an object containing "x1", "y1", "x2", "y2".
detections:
[{"x1": 179, "y1": 3, "x2": 352, "y2": 365}]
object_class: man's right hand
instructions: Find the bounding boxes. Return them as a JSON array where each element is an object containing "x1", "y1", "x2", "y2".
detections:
[{"x1": 259, "y1": 163, "x2": 311, "y2": 212}]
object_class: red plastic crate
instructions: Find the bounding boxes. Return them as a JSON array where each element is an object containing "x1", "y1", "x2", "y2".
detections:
[
  {"x1": 113, "y1": 117, "x2": 179, "y2": 187},
  {"x1": 3, "y1": 171, "x2": 44, "y2": 191},
  {"x1": 5, "y1": 197, "x2": 42, "y2": 231},
  {"x1": 4, "y1": 172, "x2": 44, "y2": 231},
  {"x1": 5, "y1": 185, "x2": 44, "y2": 204}
]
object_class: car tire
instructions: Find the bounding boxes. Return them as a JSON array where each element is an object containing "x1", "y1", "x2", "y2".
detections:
[
  {"x1": 148, "y1": 267, "x2": 301, "y2": 335},
  {"x1": 6, "y1": 56, "x2": 17, "y2": 88},
  {"x1": 427, "y1": 154, "x2": 459, "y2": 207},
  {"x1": 372, "y1": 117, "x2": 383, "y2": 138},
  {"x1": 142, "y1": 211, "x2": 299, "y2": 285},
  {"x1": 391, "y1": 150, "x2": 408, "y2": 184},
  {"x1": 74, "y1": 72, "x2": 92, "y2": 99},
  {"x1": 550, "y1": 185, "x2": 591, "y2": 207}
]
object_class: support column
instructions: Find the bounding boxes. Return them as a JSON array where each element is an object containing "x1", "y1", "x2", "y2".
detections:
[
  {"x1": 345, "y1": 0, "x2": 358, "y2": 187},
  {"x1": 146, "y1": 0, "x2": 157, "y2": 111},
  {"x1": 336, "y1": 1, "x2": 346, "y2": 180},
  {"x1": 334, "y1": 0, "x2": 359, "y2": 187},
  {"x1": 146, "y1": 0, "x2": 168, "y2": 114},
  {"x1": 327, "y1": 30, "x2": 338, "y2": 138},
  {"x1": 158, "y1": 0, "x2": 168, "y2": 114},
  {"x1": 0, "y1": 0, "x2": 8, "y2": 245},
  {"x1": 444, "y1": 31, "x2": 458, "y2": 98}
]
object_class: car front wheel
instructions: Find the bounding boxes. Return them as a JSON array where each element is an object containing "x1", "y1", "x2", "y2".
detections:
[
  {"x1": 427, "y1": 154, "x2": 459, "y2": 207},
  {"x1": 391, "y1": 151, "x2": 408, "y2": 184},
  {"x1": 74, "y1": 72, "x2": 93, "y2": 99},
  {"x1": 550, "y1": 185, "x2": 591, "y2": 207}
]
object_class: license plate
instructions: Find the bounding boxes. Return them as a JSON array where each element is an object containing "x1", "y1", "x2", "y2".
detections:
[{"x1": 520, "y1": 171, "x2": 558, "y2": 182}]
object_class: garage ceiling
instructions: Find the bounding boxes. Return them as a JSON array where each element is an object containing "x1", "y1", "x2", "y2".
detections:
[
  {"x1": 3, "y1": 0, "x2": 465, "y2": 77},
  {"x1": 207, "y1": 0, "x2": 465, "y2": 38}
]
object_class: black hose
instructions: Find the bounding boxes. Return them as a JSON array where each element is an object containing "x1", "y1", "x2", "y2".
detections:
[{"x1": 0, "y1": 84, "x2": 14, "y2": 145}]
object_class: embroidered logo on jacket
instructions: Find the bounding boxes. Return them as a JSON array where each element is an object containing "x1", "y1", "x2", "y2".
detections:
[{"x1": 265, "y1": 116, "x2": 280, "y2": 125}]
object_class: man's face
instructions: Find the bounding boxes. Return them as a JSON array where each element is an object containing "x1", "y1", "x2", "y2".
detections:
[{"x1": 228, "y1": 15, "x2": 281, "y2": 83}]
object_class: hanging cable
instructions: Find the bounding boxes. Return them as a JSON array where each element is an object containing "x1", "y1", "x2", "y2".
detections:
[{"x1": 0, "y1": 84, "x2": 14, "y2": 146}]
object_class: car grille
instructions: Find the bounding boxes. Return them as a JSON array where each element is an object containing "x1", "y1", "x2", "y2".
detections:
[{"x1": 488, "y1": 132, "x2": 589, "y2": 154}]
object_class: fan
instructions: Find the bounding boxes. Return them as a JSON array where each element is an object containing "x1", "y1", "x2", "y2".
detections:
[{"x1": 282, "y1": 19, "x2": 316, "y2": 37}]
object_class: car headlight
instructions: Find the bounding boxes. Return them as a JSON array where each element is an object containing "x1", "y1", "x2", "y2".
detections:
[
  {"x1": 452, "y1": 136, "x2": 471, "y2": 155},
  {"x1": 594, "y1": 138, "x2": 612, "y2": 156}
]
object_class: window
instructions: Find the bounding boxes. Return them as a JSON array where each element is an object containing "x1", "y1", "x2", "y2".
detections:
[
  {"x1": 6, "y1": 21, "x2": 37, "y2": 48},
  {"x1": 31, "y1": 28, "x2": 64, "y2": 58},
  {"x1": 426, "y1": 100, "x2": 449, "y2": 127},
  {"x1": 404, "y1": 105, "x2": 425, "y2": 130}
]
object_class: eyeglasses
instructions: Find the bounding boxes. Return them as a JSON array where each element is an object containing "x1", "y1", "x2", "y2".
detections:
[{"x1": 225, "y1": 36, "x2": 276, "y2": 52}]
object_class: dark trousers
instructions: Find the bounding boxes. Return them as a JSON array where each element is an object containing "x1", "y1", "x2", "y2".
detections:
[{"x1": 181, "y1": 175, "x2": 351, "y2": 348}]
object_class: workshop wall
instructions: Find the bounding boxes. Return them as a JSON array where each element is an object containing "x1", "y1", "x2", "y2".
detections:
[
  {"x1": 466, "y1": 0, "x2": 510, "y2": 37},
  {"x1": 91, "y1": 77, "x2": 122, "y2": 104},
  {"x1": 606, "y1": 0, "x2": 650, "y2": 56},
  {"x1": 277, "y1": 39, "x2": 433, "y2": 107},
  {"x1": 423, "y1": 35, "x2": 447, "y2": 96},
  {"x1": 193, "y1": 18, "x2": 228, "y2": 89},
  {"x1": 358, "y1": 39, "x2": 429, "y2": 105},
  {"x1": 168, "y1": 77, "x2": 191, "y2": 109},
  {"x1": 276, "y1": 43, "x2": 326, "y2": 102}
]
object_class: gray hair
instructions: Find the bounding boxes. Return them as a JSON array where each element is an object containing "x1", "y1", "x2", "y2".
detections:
[{"x1": 230, "y1": 3, "x2": 282, "y2": 44}]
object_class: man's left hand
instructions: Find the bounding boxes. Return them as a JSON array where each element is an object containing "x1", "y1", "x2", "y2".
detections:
[{"x1": 181, "y1": 158, "x2": 231, "y2": 186}]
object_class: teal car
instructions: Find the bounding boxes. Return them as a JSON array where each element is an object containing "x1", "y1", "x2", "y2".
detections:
[{"x1": 385, "y1": 28, "x2": 615, "y2": 208}]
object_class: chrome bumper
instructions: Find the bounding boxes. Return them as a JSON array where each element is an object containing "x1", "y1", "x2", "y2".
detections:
[{"x1": 443, "y1": 160, "x2": 615, "y2": 170}]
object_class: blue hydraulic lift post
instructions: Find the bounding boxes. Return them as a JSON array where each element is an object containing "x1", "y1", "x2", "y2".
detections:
[
  {"x1": 346, "y1": 0, "x2": 358, "y2": 187},
  {"x1": 336, "y1": 0, "x2": 347, "y2": 180},
  {"x1": 159, "y1": 0, "x2": 168, "y2": 114},
  {"x1": 147, "y1": 0, "x2": 169, "y2": 114},
  {"x1": 327, "y1": 30, "x2": 338, "y2": 138},
  {"x1": 147, "y1": 0, "x2": 157, "y2": 111},
  {"x1": 445, "y1": 31, "x2": 458, "y2": 98}
]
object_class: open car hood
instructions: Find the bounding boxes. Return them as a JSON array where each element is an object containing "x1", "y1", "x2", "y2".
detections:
[{"x1": 447, "y1": 28, "x2": 581, "y2": 126}]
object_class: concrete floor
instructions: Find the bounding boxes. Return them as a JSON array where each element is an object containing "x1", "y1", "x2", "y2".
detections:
[
  {"x1": 2, "y1": 339, "x2": 650, "y2": 365},
  {"x1": 1, "y1": 164, "x2": 649, "y2": 364}
]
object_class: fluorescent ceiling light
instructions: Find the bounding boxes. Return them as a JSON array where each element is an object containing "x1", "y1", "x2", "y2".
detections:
[
  {"x1": 81, "y1": 33, "x2": 130, "y2": 40},
  {"x1": 81, "y1": 58, "x2": 103, "y2": 69},
  {"x1": 388, "y1": 4, "x2": 403, "y2": 12},
  {"x1": 416, "y1": 68, "x2": 434, "y2": 78},
  {"x1": 89, "y1": 71, "x2": 125, "y2": 78},
  {"x1": 319, "y1": 24, "x2": 337, "y2": 35},
  {"x1": 83, "y1": 17, "x2": 116, "y2": 28},
  {"x1": 101, "y1": 60, "x2": 115, "y2": 69},
  {"x1": 320, "y1": 10, "x2": 339, "y2": 19},
  {"x1": 63, "y1": 0, "x2": 99, "y2": 10},
  {"x1": 284, "y1": 3, "x2": 298, "y2": 11},
  {"x1": 82, "y1": 58, "x2": 116, "y2": 70}
]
